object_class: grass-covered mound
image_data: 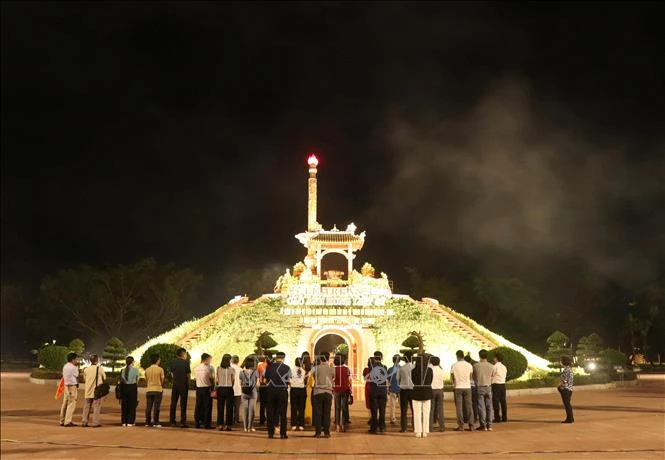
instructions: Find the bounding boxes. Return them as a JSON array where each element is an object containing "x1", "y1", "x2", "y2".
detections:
[
  {"x1": 373, "y1": 299, "x2": 479, "y2": 368},
  {"x1": 131, "y1": 298, "x2": 301, "y2": 370},
  {"x1": 131, "y1": 296, "x2": 550, "y2": 376}
]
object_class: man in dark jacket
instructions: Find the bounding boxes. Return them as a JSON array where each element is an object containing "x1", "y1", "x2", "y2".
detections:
[
  {"x1": 366, "y1": 351, "x2": 388, "y2": 434},
  {"x1": 264, "y1": 352, "x2": 291, "y2": 439}
]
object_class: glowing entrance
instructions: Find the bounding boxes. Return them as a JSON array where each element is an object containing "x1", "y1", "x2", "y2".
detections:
[{"x1": 314, "y1": 333, "x2": 348, "y2": 358}]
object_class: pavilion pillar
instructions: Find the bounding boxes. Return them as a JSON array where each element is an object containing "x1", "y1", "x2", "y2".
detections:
[{"x1": 316, "y1": 248, "x2": 322, "y2": 277}]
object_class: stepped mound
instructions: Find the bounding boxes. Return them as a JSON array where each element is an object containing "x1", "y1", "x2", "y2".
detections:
[{"x1": 132, "y1": 295, "x2": 550, "y2": 377}]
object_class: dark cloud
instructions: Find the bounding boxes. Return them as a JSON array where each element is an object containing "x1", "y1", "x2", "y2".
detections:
[
  {"x1": 371, "y1": 75, "x2": 665, "y2": 286},
  {"x1": 1, "y1": 2, "x2": 663, "y2": 293}
]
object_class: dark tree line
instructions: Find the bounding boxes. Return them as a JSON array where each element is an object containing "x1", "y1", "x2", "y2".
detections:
[
  {"x1": 2, "y1": 258, "x2": 201, "y2": 354},
  {"x1": 404, "y1": 267, "x2": 664, "y2": 357}
]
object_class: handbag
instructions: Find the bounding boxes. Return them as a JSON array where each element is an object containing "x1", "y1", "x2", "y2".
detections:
[
  {"x1": 93, "y1": 366, "x2": 110, "y2": 400},
  {"x1": 348, "y1": 390, "x2": 354, "y2": 405}
]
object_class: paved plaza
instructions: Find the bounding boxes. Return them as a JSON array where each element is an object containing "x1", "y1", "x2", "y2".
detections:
[{"x1": 1, "y1": 372, "x2": 663, "y2": 459}]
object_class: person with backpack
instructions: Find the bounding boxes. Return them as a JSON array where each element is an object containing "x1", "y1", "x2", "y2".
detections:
[
  {"x1": 367, "y1": 351, "x2": 388, "y2": 434},
  {"x1": 119, "y1": 356, "x2": 139, "y2": 427},
  {"x1": 289, "y1": 357, "x2": 307, "y2": 431},
  {"x1": 82, "y1": 354, "x2": 106, "y2": 427},
  {"x1": 239, "y1": 355, "x2": 259, "y2": 432},
  {"x1": 264, "y1": 351, "x2": 291, "y2": 439}
]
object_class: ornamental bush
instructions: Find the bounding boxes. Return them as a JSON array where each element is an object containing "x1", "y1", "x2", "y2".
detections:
[
  {"x1": 140, "y1": 343, "x2": 184, "y2": 381},
  {"x1": 103, "y1": 337, "x2": 127, "y2": 372},
  {"x1": 487, "y1": 346, "x2": 528, "y2": 381},
  {"x1": 37, "y1": 345, "x2": 70, "y2": 370},
  {"x1": 600, "y1": 348, "x2": 627, "y2": 368},
  {"x1": 68, "y1": 338, "x2": 85, "y2": 354}
]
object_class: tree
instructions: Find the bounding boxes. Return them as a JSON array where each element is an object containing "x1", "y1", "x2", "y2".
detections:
[
  {"x1": 37, "y1": 345, "x2": 70, "y2": 370},
  {"x1": 575, "y1": 333, "x2": 604, "y2": 366},
  {"x1": 600, "y1": 348, "x2": 627, "y2": 369},
  {"x1": 400, "y1": 335, "x2": 420, "y2": 355},
  {"x1": 38, "y1": 258, "x2": 202, "y2": 347},
  {"x1": 140, "y1": 343, "x2": 185, "y2": 380},
  {"x1": 68, "y1": 338, "x2": 85, "y2": 354},
  {"x1": 3, "y1": 283, "x2": 43, "y2": 359},
  {"x1": 103, "y1": 337, "x2": 127, "y2": 372},
  {"x1": 473, "y1": 277, "x2": 540, "y2": 328},
  {"x1": 221, "y1": 265, "x2": 288, "y2": 300},
  {"x1": 335, "y1": 343, "x2": 349, "y2": 356},
  {"x1": 487, "y1": 347, "x2": 528, "y2": 381},
  {"x1": 254, "y1": 331, "x2": 278, "y2": 356},
  {"x1": 545, "y1": 330, "x2": 570, "y2": 366}
]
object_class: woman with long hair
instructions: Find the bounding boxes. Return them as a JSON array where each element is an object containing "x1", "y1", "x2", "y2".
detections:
[
  {"x1": 119, "y1": 356, "x2": 139, "y2": 427},
  {"x1": 290, "y1": 357, "x2": 307, "y2": 431},
  {"x1": 362, "y1": 357, "x2": 375, "y2": 425},
  {"x1": 333, "y1": 354, "x2": 351, "y2": 432},
  {"x1": 301, "y1": 351, "x2": 313, "y2": 426},
  {"x1": 239, "y1": 355, "x2": 259, "y2": 432},
  {"x1": 411, "y1": 355, "x2": 433, "y2": 438},
  {"x1": 216, "y1": 353, "x2": 235, "y2": 431}
]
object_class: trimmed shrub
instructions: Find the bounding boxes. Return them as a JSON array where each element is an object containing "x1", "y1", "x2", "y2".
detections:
[
  {"x1": 487, "y1": 346, "x2": 528, "y2": 381},
  {"x1": 103, "y1": 337, "x2": 127, "y2": 372},
  {"x1": 600, "y1": 348, "x2": 627, "y2": 368},
  {"x1": 140, "y1": 343, "x2": 184, "y2": 381},
  {"x1": 30, "y1": 368, "x2": 65, "y2": 380},
  {"x1": 68, "y1": 338, "x2": 85, "y2": 354},
  {"x1": 37, "y1": 345, "x2": 70, "y2": 371}
]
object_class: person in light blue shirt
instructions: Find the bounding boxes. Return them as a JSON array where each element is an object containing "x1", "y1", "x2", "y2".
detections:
[
  {"x1": 387, "y1": 355, "x2": 401, "y2": 425},
  {"x1": 120, "y1": 356, "x2": 139, "y2": 426}
]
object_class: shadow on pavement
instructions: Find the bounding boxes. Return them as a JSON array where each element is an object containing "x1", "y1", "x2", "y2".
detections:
[{"x1": 515, "y1": 403, "x2": 665, "y2": 414}]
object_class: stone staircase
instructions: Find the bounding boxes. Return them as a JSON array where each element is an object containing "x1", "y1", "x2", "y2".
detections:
[
  {"x1": 178, "y1": 297, "x2": 251, "y2": 349},
  {"x1": 422, "y1": 299, "x2": 497, "y2": 350}
]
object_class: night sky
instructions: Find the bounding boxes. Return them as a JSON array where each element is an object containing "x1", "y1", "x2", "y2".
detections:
[{"x1": 2, "y1": 3, "x2": 664, "y2": 310}]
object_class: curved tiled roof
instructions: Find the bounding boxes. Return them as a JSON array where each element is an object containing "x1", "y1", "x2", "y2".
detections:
[{"x1": 311, "y1": 232, "x2": 363, "y2": 243}]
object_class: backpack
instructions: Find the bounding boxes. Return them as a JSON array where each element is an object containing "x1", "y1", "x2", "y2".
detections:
[{"x1": 241, "y1": 370, "x2": 257, "y2": 396}]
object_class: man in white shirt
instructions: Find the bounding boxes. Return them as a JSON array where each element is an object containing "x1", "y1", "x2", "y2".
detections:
[
  {"x1": 491, "y1": 352, "x2": 508, "y2": 423},
  {"x1": 231, "y1": 355, "x2": 242, "y2": 424},
  {"x1": 429, "y1": 356, "x2": 446, "y2": 432},
  {"x1": 59, "y1": 352, "x2": 79, "y2": 427},
  {"x1": 194, "y1": 353, "x2": 215, "y2": 429},
  {"x1": 451, "y1": 350, "x2": 474, "y2": 431},
  {"x1": 82, "y1": 354, "x2": 106, "y2": 427}
]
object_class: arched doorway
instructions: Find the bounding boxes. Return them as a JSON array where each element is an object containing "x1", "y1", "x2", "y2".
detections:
[{"x1": 314, "y1": 333, "x2": 348, "y2": 359}]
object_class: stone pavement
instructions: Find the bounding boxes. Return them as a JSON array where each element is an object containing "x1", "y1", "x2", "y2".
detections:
[{"x1": 1, "y1": 372, "x2": 663, "y2": 459}]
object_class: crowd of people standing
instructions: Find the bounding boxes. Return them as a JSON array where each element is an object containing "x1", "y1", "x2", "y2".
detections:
[{"x1": 58, "y1": 347, "x2": 575, "y2": 436}]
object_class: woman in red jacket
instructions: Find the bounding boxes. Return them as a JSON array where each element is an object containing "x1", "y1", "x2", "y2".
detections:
[{"x1": 333, "y1": 354, "x2": 352, "y2": 432}]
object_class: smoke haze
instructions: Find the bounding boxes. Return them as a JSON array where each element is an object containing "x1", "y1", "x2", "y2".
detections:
[{"x1": 371, "y1": 75, "x2": 664, "y2": 287}]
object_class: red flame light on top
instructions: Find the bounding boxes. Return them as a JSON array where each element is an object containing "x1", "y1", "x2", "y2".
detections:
[{"x1": 307, "y1": 154, "x2": 319, "y2": 167}]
